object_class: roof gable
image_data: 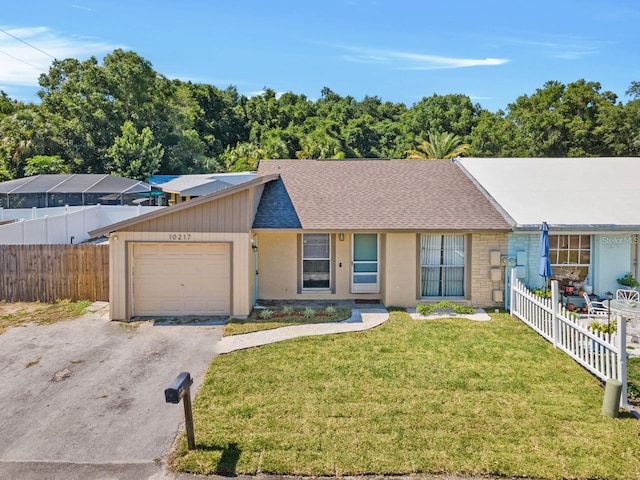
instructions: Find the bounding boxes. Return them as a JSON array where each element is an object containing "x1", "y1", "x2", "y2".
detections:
[
  {"x1": 256, "y1": 159, "x2": 512, "y2": 231},
  {"x1": 89, "y1": 174, "x2": 278, "y2": 237},
  {"x1": 253, "y1": 177, "x2": 302, "y2": 229}
]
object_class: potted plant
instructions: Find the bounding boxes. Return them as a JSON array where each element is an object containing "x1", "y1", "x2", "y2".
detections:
[{"x1": 616, "y1": 272, "x2": 640, "y2": 290}]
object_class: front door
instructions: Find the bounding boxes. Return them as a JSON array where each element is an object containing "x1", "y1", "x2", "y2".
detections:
[{"x1": 352, "y1": 233, "x2": 379, "y2": 293}]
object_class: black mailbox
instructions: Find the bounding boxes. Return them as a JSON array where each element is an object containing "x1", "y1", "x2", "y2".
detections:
[{"x1": 164, "y1": 372, "x2": 193, "y2": 404}]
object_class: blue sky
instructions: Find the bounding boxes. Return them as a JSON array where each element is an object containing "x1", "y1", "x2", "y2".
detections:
[{"x1": 1, "y1": 0, "x2": 640, "y2": 112}]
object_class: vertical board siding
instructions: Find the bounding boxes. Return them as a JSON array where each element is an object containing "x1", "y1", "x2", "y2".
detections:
[
  {"x1": 0, "y1": 244, "x2": 109, "y2": 302},
  {"x1": 122, "y1": 189, "x2": 252, "y2": 234}
]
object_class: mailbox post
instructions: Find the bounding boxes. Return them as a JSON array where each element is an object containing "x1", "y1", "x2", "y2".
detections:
[{"x1": 164, "y1": 371, "x2": 196, "y2": 450}]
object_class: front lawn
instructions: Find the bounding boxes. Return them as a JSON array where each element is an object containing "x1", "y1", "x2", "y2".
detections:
[
  {"x1": 0, "y1": 299, "x2": 92, "y2": 334},
  {"x1": 172, "y1": 311, "x2": 640, "y2": 479}
]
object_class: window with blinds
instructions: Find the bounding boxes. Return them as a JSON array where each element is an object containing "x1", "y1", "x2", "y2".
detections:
[{"x1": 420, "y1": 234, "x2": 465, "y2": 297}]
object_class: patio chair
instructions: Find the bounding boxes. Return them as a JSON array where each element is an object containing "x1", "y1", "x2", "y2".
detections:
[
  {"x1": 583, "y1": 292, "x2": 609, "y2": 317},
  {"x1": 616, "y1": 289, "x2": 639, "y2": 302}
]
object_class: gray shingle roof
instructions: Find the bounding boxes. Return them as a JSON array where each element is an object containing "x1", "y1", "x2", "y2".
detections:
[
  {"x1": 255, "y1": 159, "x2": 512, "y2": 231},
  {"x1": 252, "y1": 177, "x2": 302, "y2": 228}
]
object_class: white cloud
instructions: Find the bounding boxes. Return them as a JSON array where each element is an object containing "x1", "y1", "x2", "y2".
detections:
[
  {"x1": 503, "y1": 35, "x2": 604, "y2": 60},
  {"x1": 338, "y1": 45, "x2": 508, "y2": 70},
  {"x1": 0, "y1": 26, "x2": 121, "y2": 86}
]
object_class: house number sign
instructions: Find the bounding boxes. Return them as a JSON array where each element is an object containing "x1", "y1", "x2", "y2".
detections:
[{"x1": 168, "y1": 233, "x2": 192, "y2": 240}]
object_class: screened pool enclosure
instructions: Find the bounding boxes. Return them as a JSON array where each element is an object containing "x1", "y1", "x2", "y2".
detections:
[{"x1": 0, "y1": 174, "x2": 162, "y2": 208}]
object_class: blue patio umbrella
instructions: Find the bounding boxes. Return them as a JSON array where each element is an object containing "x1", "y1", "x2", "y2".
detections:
[{"x1": 538, "y1": 221, "x2": 552, "y2": 288}]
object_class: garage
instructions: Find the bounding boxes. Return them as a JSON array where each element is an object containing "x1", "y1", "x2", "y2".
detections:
[{"x1": 131, "y1": 242, "x2": 231, "y2": 317}]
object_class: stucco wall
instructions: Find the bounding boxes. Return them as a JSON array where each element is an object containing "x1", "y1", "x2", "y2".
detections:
[
  {"x1": 508, "y1": 232, "x2": 638, "y2": 299},
  {"x1": 508, "y1": 233, "x2": 541, "y2": 289},
  {"x1": 592, "y1": 233, "x2": 635, "y2": 294},
  {"x1": 257, "y1": 231, "x2": 508, "y2": 308},
  {"x1": 384, "y1": 233, "x2": 418, "y2": 307},
  {"x1": 109, "y1": 231, "x2": 252, "y2": 320},
  {"x1": 256, "y1": 232, "x2": 381, "y2": 301}
]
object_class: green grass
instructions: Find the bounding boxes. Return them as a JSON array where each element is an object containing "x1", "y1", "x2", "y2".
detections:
[
  {"x1": 173, "y1": 311, "x2": 640, "y2": 479},
  {"x1": 628, "y1": 357, "x2": 640, "y2": 404},
  {"x1": 224, "y1": 307, "x2": 351, "y2": 336},
  {"x1": 0, "y1": 299, "x2": 92, "y2": 335}
]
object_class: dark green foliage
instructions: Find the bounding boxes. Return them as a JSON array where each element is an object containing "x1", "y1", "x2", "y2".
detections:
[{"x1": 1, "y1": 49, "x2": 640, "y2": 180}]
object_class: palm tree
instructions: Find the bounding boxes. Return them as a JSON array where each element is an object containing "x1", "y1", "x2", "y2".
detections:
[{"x1": 405, "y1": 131, "x2": 469, "y2": 159}]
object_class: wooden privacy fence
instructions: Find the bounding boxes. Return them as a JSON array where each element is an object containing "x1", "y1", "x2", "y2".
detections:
[
  {"x1": 0, "y1": 244, "x2": 109, "y2": 302},
  {"x1": 510, "y1": 270, "x2": 628, "y2": 406}
]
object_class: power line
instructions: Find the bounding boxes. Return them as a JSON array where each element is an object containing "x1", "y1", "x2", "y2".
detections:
[
  {"x1": 0, "y1": 27, "x2": 56, "y2": 59},
  {"x1": 0, "y1": 48, "x2": 45, "y2": 70}
]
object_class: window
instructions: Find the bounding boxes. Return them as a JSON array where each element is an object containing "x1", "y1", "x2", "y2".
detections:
[
  {"x1": 302, "y1": 234, "x2": 330, "y2": 289},
  {"x1": 420, "y1": 234, "x2": 465, "y2": 297},
  {"x1": 549, "y1": 234, "x2": 591, "y2": 283}
]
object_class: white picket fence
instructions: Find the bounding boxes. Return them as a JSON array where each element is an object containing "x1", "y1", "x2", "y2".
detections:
[{"x1": 510, "y1": 271, "x2": 627, "y2": 406}]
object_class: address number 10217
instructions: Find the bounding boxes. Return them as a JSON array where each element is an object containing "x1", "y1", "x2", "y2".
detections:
[{"x1": 168, "y1": 234, "x2": 192, "y2": 240}]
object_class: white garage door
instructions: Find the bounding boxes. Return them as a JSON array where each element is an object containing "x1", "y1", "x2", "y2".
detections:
[{"x1": 132, "y1": 242, "x2": 231, "y2": 317}]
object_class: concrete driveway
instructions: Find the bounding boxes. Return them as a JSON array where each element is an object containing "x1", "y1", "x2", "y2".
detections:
[{"x1": 0, "y1": 302, "x2": 223, "y2": 479}]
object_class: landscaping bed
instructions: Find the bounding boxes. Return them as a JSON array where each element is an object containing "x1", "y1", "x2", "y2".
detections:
[{"x1": 224, "y1": 305, "x2": 351, "y2": 336}]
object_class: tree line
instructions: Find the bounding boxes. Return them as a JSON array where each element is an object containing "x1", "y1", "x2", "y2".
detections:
[{"x1": 1, "y1": 49, "x2": 639, "y2": 181}]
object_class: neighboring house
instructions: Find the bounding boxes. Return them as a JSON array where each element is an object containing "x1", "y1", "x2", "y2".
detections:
[
  {"x1": 0, "y1": 174, "x2": 164, "y2": 244},
  {"x1": 458, "y1": 157, "x2": 640, "y2": 301},
  {"x1": 90, "y1": 159, "x2": 512, "y2": 321},
  {"x1": 148, "y1": 172, "x2": 257, "y2": 205}
]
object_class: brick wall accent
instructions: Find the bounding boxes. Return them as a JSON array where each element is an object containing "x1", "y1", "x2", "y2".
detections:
[{"x1": 470, "y1": 233, "x2": 509, "y2": 307}]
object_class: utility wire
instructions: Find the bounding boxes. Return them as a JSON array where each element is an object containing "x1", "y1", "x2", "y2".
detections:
[
  {"x1": 0, "y1": 48, "x2": 45, "y2": 70},
  {"x1": 0, "y1": 27, "x2": 56, "y2": 59}
]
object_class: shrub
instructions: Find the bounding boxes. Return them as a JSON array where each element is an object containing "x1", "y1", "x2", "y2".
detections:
[
  {"x1": 416, "y1": 300, "x2": 474, "y2": 315},
  {"x1": 532, "y1": 287, "x2": 552, "y2": 298},
  {"x1": 589, "y1": 320, "x2": 616, "y2": 334},
  {"x1": 617, "y1": 272, "x2": 640, "y2": 288},
  {"x1": 303, "y1": 307, "x2": 315, "y2": 318},
  {"x1": 282, "y1": 305, "x2": 294, "y2": 315},
  {"x1": 325, "y1": 305, "x2": 336, "y2": 316},
  {"x1": 259, "y1": 308, "x2": 274, "y2": 320}
]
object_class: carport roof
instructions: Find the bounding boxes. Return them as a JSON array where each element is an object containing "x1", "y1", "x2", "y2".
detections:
[
  {"x1": 0, "y1": 174, "x2": 151, "y2": 194},
  {"x1": 148, "y1": 172, "x2": 256, "y2": 197}
]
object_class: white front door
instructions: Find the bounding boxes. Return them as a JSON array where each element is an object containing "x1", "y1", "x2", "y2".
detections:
[{"x1": 351, "y1": 233, "x2": 379, "y2": 293}]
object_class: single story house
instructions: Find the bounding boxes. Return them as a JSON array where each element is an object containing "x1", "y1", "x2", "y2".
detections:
[
  {"x1": 90, "y1": 159, "x2": 512, "y2": 321},
  {"x1": 148, "y1": 172, "x2": 256, "y2": 205},
  {"x1": 457, "y1": 157, "x2": 640, "y2": 304}
]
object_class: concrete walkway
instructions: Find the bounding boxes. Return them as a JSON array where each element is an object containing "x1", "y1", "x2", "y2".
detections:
[{"x1": 215, "y1": 308, "x2": 390, "y2": 354}]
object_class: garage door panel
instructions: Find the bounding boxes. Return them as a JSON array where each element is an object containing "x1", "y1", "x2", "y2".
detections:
[{"x1": 132, "y1": 243, "x2": 231, "y2": 317}]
